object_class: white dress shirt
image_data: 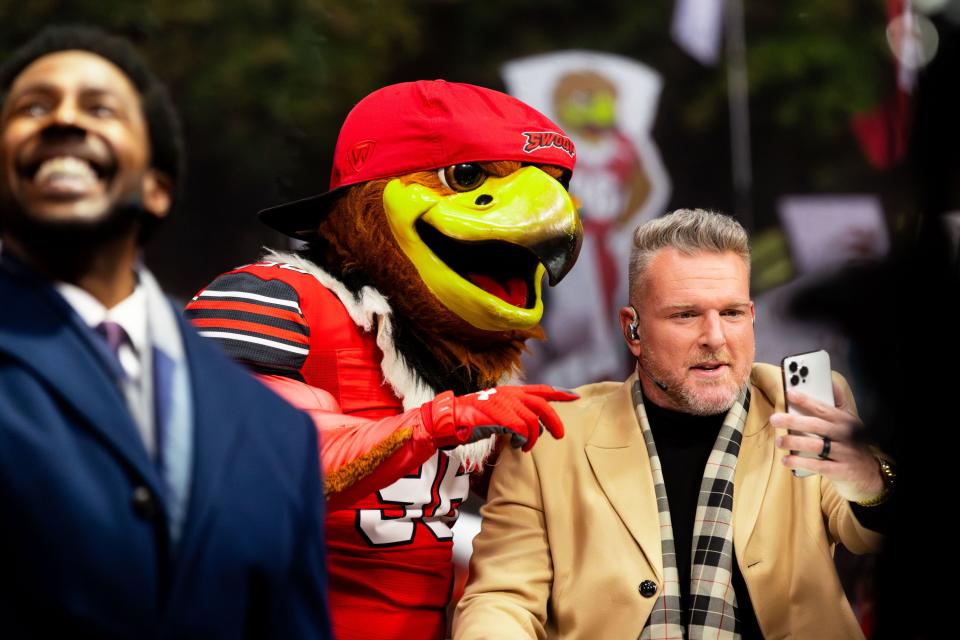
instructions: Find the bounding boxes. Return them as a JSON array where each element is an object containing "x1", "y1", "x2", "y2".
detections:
[{"x1": 56, "y1": 279, "x2": 157, "y2": 457}]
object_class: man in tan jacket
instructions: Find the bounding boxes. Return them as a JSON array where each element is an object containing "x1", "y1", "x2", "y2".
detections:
[{"x1": 454, "y1": 209, "x2": 892, "y2": 639}]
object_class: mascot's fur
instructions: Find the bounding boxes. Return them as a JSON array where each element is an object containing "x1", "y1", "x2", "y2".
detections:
[{"x1": 257, "y1": 248, "x2": 506, "y2": 474}]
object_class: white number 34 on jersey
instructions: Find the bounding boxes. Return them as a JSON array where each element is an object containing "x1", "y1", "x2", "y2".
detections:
[{"x1": 356, "y1": 451, "x2": 470, "y2": 547}]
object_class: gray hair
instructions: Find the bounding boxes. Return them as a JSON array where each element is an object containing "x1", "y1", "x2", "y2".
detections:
[{"x1": 627, "y1": 208, "x2": 750, "y2": 298}]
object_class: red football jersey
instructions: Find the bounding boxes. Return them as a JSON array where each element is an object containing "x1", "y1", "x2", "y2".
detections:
[{"x1": 186, "y1": 259, "x2": 470, "y2": 640}]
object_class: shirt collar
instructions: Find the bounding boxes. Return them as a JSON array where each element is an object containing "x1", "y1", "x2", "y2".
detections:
[{"x1": 55, "y1": 277, "x2": 149, "y2": 357}]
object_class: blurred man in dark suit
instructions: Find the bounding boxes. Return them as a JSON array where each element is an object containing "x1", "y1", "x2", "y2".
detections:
[{"x1": 0, "y1": 25, "x2": 331, "y2": 638}]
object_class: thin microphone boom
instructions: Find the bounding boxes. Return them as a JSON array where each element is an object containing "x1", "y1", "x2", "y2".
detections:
[{"x1": 637, "y1": 359, "x2": 669, "y2": 392}]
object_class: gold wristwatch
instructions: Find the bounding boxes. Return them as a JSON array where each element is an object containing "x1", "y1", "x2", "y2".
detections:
[{"x1": 855, "y1": 456, "x2": 896, "y2": 507}]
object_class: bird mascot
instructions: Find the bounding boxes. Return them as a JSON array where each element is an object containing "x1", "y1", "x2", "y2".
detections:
[{"x1": 185, "y1": 80, "x2": 582, "y2": 640}]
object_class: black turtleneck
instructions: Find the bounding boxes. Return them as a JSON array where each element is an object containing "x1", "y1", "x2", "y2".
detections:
[{"x1": 643, "y1": 391, "x2": 765, "y2": 639}]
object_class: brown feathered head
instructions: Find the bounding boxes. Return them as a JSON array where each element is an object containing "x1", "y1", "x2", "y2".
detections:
[{"x1": 260, "y1": 81, "x2": 582, "y2": 388}]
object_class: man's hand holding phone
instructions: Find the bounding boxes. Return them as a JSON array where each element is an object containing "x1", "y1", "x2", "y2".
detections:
[{"x1": 772, "y1": 381, "x2": 885, "y2": 503}]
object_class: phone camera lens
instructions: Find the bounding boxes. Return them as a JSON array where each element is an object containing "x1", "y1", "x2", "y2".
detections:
[
  {"x1": 790, "y1": 374, "x2": 799, "y2": 386},
  {"x1": 799, "y1": 366, "x2": 809, "y2": 377},
  {"x1": 789, "y1": 362, "x2": 798, "y2": 373}
]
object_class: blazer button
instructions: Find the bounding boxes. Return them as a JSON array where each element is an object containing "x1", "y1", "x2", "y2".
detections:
[
  {"x1": 639, "y1": 580, "x2": 658, "y2": 598},
  {"x1": 131, "y1": 485, "x2": 157, "y2": 520}
]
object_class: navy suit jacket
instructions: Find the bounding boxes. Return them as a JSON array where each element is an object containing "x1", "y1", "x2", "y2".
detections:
[{"x1": 0, "y1": 260, "x2": 332, "y2": 639}]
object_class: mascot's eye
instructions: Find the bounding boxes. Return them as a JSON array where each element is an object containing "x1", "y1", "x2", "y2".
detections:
[{"x1": 439, "y1": 163, "x2": 487, "y2": 192}]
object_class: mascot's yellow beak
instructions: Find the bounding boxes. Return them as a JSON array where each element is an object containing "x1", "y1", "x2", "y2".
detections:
[{"x1": 383, "y1": 166, "x2": 582, "y2": 331}]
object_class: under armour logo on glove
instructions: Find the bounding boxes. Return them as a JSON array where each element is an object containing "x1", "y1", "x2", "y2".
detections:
[{"x1": 422, "y1": 385, "x2": 578, "y2": 452}]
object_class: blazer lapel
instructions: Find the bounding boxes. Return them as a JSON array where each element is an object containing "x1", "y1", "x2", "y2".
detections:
[
  {"x1": 0, "y1": 264, "x2": 164, "y2": 497},
  {"x1": 153, "y1": 346, "x2": 174, "y2": 444},
  {"x1": 173, "y1": 321, "x2": 247, "y2": 563},
  {"x1": 152, "y1": 341, "x2": 191, "y2": 543},
  {"x1": 585, "y1": 375, "x2": 663, "y2": 581},
  {"x1": 733, "y1": 367, "x2": 779, "y2": 553}
]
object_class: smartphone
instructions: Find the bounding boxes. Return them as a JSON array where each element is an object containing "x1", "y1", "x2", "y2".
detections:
[{"x1": 781, "y1": 349, "x2": 834, "y2": 478}]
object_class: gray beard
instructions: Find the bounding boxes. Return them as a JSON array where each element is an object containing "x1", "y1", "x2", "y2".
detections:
[
  {"x1": 673, "y1": 383, "x2": 741, "y2": 416},
  {"x1": 637, "y1": 351, "x2": 747, "y2": 417}
]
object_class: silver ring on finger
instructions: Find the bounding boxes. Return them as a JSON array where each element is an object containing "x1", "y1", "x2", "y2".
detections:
[{"x1": 819, "y1": 436, "x2": 832, "y2": 460}]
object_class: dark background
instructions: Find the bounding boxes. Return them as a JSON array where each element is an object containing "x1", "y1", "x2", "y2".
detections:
[{"x1": 5, "y1": 0, "x2": 948, "y2": 301}]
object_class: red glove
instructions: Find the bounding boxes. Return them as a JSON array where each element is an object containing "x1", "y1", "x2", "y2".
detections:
[{"x1": 421, "y1": 385, "x2": 577, "y2": 452}]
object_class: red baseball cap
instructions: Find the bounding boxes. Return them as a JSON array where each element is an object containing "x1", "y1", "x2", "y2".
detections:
[{"x1": 259, "y1": 79, "x2": 576, "y2": 239}]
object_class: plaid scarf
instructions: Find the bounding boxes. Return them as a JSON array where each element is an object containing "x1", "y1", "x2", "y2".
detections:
[{"x1": 635, "y1": 381, "x2": 751, "y2": 640}]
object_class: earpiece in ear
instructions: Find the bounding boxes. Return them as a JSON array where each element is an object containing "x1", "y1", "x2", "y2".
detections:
[{"x1": 627, "y1": 305, "x2": 641, "y2": 341}]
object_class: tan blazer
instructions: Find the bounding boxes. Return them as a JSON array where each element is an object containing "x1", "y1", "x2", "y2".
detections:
[{"x1": 454, "y1": 364, "x2": 882, "y2": 640}]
